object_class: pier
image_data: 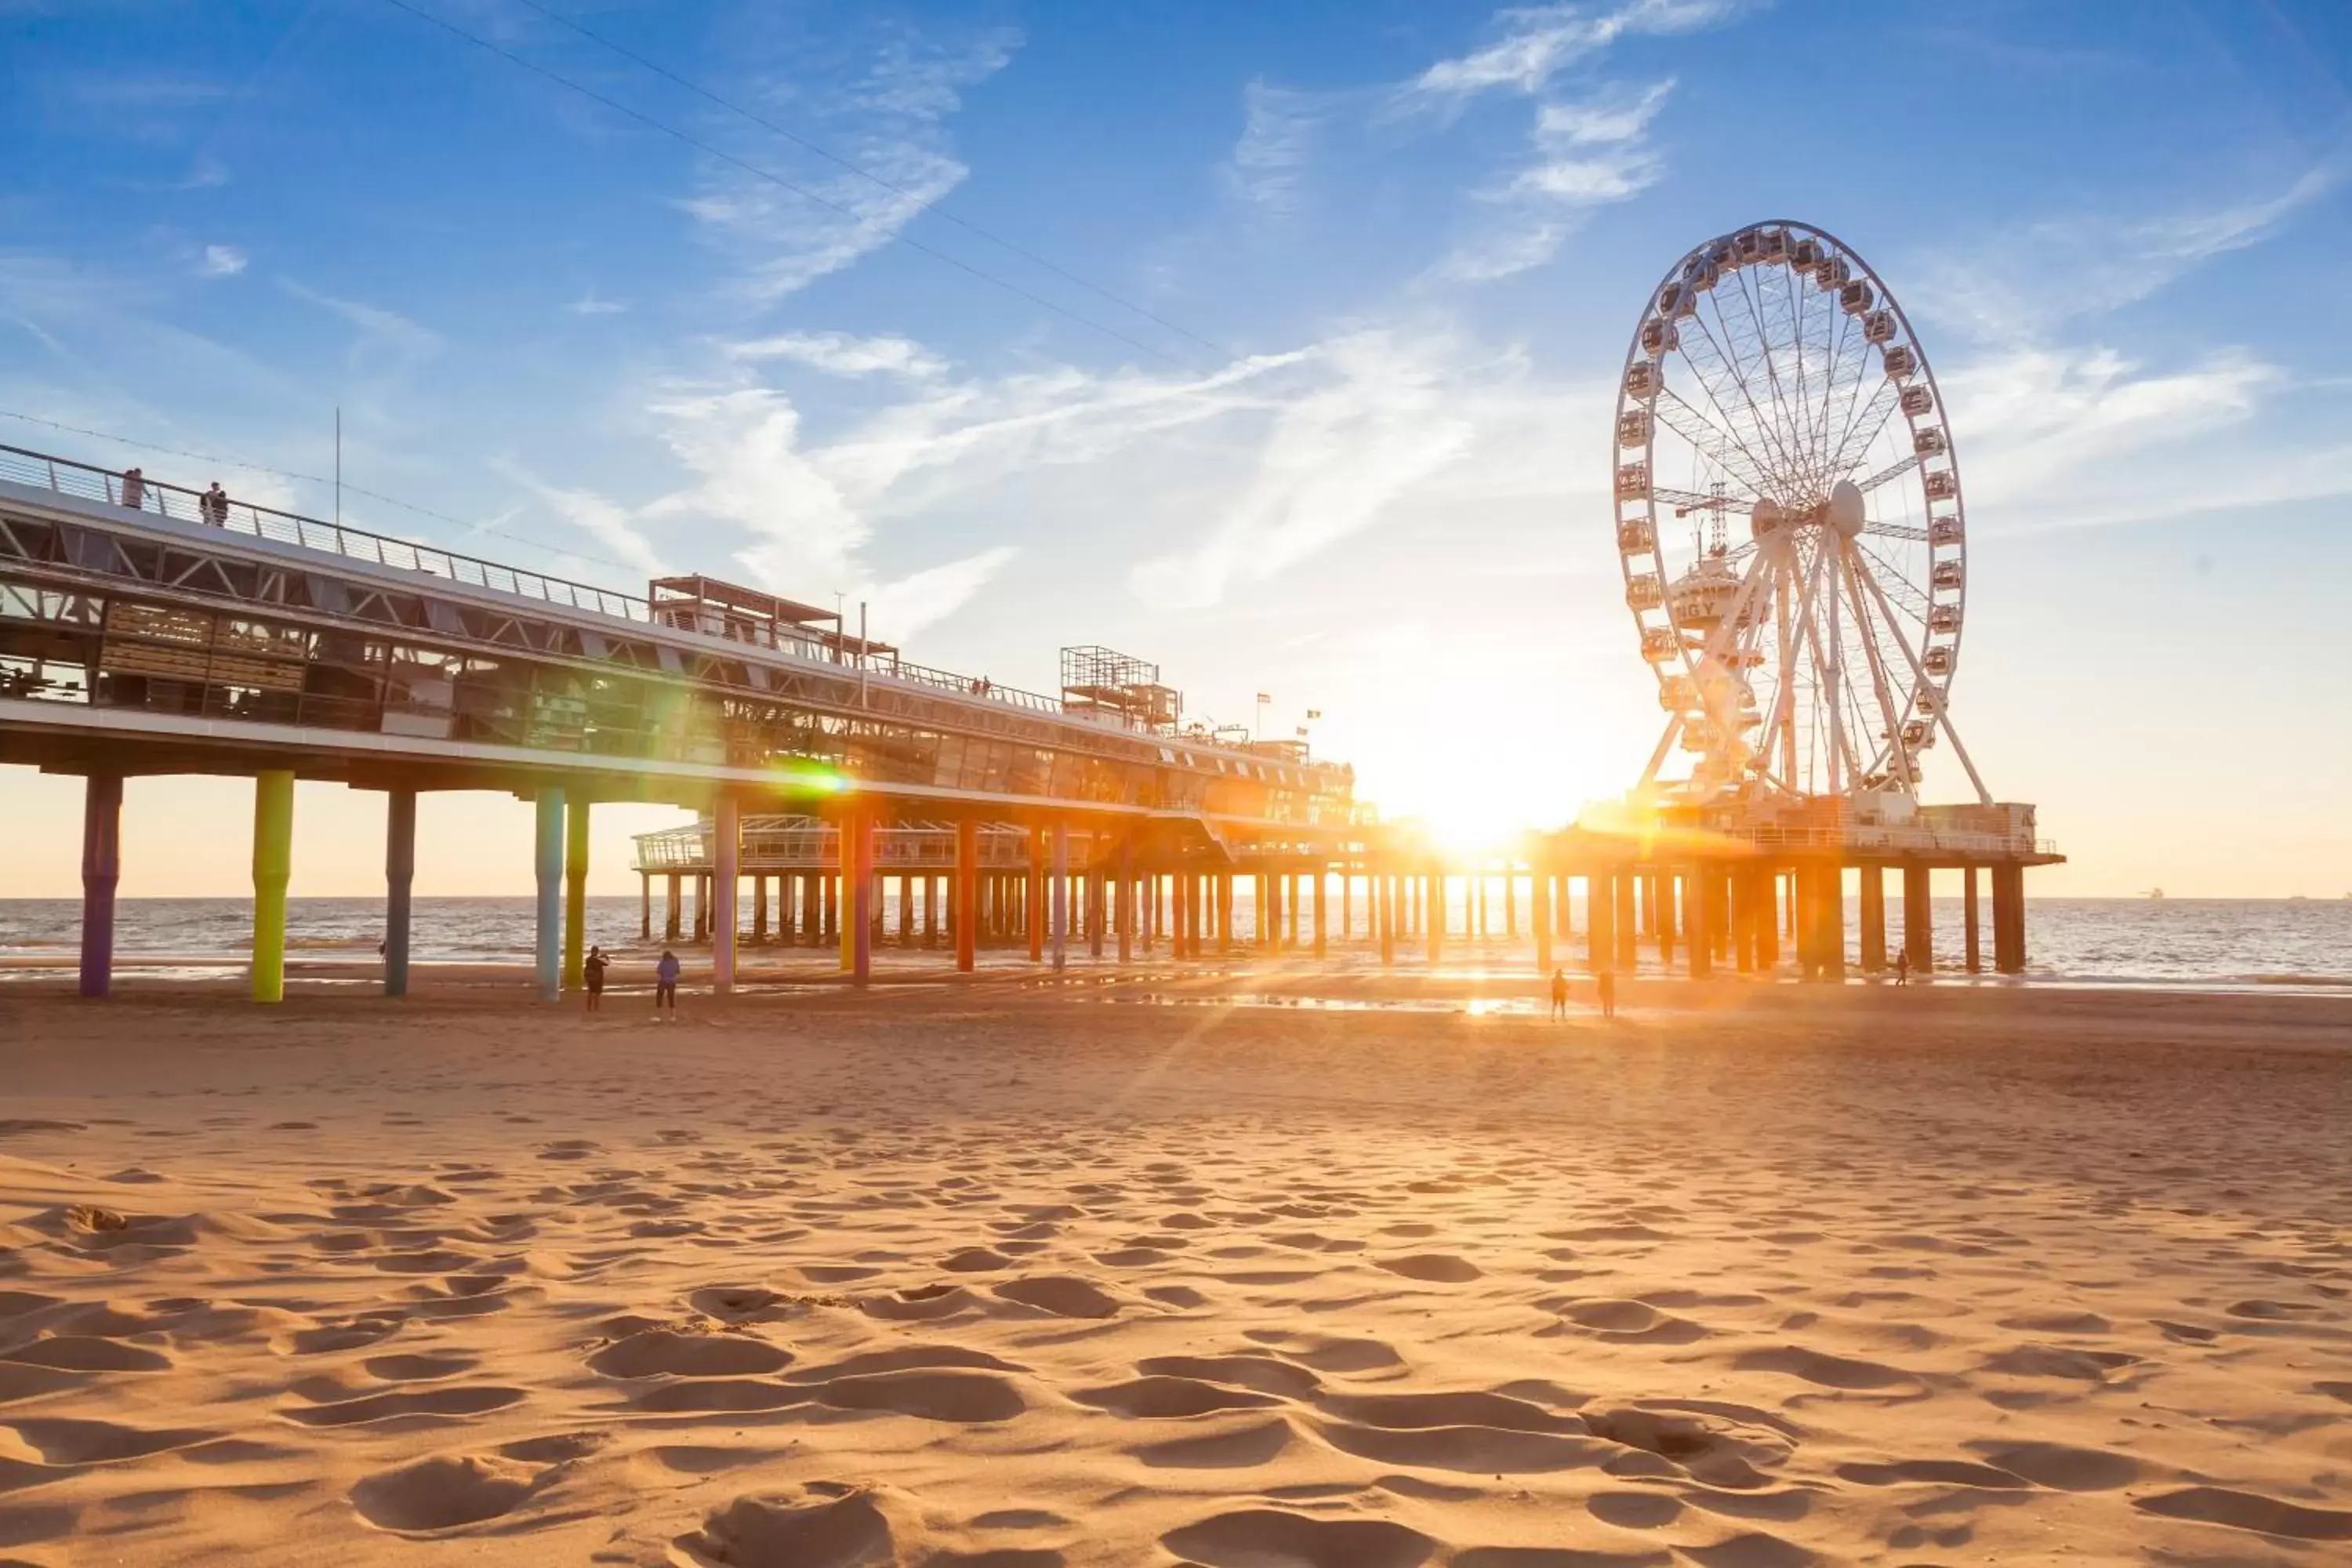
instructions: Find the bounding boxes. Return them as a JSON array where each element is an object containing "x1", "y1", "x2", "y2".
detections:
[{"x1": 0, "y1": 444, "x2": 2059, "y2": 999}]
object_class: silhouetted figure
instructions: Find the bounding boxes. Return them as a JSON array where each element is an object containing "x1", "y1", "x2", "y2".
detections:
[
  {"x1": 119, "y1": 467, "x2": 145, "y2": 509},
  {"x1": 583, "y1": 945, "x2": 608, "y2": 1011},
  {"x1": 1597, "y1": 968, "x2": 1617, "y2": 1020},
  {"x1": 1549, "y1": 967, "x2": 1568, "y2": 1021},
  {"x1": 1894, "y1": 950, "x2": 1910, "y2": 987},
  {"x1": 201, "y1": 481, "x2": 229, "y2": 527},
  {"x1": 654, "y1": 949, "x2": 680, "y2": 1018}
]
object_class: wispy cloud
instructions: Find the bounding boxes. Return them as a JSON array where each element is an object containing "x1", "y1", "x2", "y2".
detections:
[
  {"x1": 1915, "y1": 163, "x2": 2341, "y2": 344},
  {"x1": 198, "y1": 244, "x2": 245, "y2": 278},
  {"x1": 1404, "y1": 0, "x2": 1736, "y2": 106},
  {"x1": 1438, "y1": 77, "x2": 1676, "y2": 280},
  {"x1": 728, "y1": 329, "x2": 946, "y2": 379},
  {"x1": 1228, "y1": 81, "x2": 1333, "y2": 216},
  {"x1": 684, "y1": 25, "x2": 1018, "y2": 304},
  {"x1": 566, "y1": 289, "x2": 625, "y2": 316}
]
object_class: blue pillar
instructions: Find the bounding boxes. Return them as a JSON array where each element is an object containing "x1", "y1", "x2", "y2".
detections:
[
  {"x1": 384, "y1": 787, "x2": 416, "y2": 998},
  {"x1": 78, "y1": 773, "x2": 122, "y2": 999},
  {"x1": 534, "y1": 786, "x2": 564, "y2": 1001}
]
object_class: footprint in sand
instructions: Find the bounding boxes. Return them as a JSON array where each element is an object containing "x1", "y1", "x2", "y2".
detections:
[
  {"x1": 991, "y1": 1277, "x2": 1123, "y2": 1319},
  {"x1": 1162, "y1": 1508, "x2": 1435, "y2": 1568},
  {"x1": 1131, "y1": 1418, "x2": 1296, "y2": 1470},
  {"x1": 587, "y1": 1330, "x2": 793, "y2": 1379},
  {"x1": 817, "y1": 1369, "x2": 1027, "y2": 1424},
  {"x1": 2134, "y1": 1486, "x2": 2352, "y2": 1541},
  {"x1": 0, "y1": 1338, "x2": 172, "y2": 1374},
  {"x1": 1374, "y1": 1254, "x2": 1482, "y2": 1283},
  {"x1": 2, "y1": 1417, "x2": 222, "y2": 1465},
  {"x1": 282, "y1": 1385, "x2": 525, "y2": 1427},
  {"x1": 350, "y1": 1453, "x2": 539, "y2": 1533},
  {"x1": 1072, "y1": 1377, "x2": 1282, "y2": 1419},
  {"x1": 671, "y1": 1486, "x2": 899, "y2": 1568}
]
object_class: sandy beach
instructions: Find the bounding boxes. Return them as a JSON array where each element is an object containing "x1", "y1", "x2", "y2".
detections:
[{"x1": 2, "y1": 977, "x2": 2349, "y2": 1566}]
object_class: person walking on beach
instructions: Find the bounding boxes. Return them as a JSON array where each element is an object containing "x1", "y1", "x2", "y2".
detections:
[
  {"x1": 583, "y1": 945, "x2": 608, "y2": 1012},
  {"x1": 653, "y1": 948, "x2": 680, "y2": 1019},
  {"x1": 1549, "y1": 967, "x2": 1568, "y2": 1021},
  {"x1": 1597, "y1": 967, "x2": 1617, "y2": 1021},
  {"x1": 119, "y1": 466, "x2": 145, "y2": 510},
  {"x1": 200, "y1": 481, "x2": 229, "y2": 527},
  {"x1": 1894, "y1": 950, "x2": 1910, "y2": 986}
]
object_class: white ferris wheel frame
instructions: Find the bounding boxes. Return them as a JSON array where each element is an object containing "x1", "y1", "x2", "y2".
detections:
[{"x1": 1610, "y1": 219, "x2": 1991, "y2": 808}]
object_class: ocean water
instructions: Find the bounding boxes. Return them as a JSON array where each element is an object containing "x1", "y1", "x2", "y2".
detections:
[{"x1": 1, "y1": 895, "x2": 2347, "y2": 989}]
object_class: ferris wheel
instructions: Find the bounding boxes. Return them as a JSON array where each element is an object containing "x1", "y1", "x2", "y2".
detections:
[{"x1": 1612, "y1": 220, "x2": 1990, "y2": 807}]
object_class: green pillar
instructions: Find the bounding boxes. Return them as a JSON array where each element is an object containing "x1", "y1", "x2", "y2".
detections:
[
  {"x1": 563, "y1": 797, "x2": 590, "y2": 991},
  {"x1": 535, "y1": 787, "x2": 564, "y2": 1002},
  {"x1": 251, "y1": 770, "x2": 295, "y2": 1004}
]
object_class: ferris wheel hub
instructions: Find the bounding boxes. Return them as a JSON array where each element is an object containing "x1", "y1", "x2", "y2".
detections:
[{"x1": 1826, "y1": 479, "x2": 1865, "y2": 539}]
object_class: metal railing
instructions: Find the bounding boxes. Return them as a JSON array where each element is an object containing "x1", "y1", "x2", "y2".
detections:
[
  {"x1": 0, "y1": 443, "x2": 651, "y2": 622},
  {"x1": 0, "y1": 441, "x2": 1116, "y2": 731}
]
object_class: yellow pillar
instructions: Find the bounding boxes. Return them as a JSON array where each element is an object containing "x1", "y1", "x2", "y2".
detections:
[{"x1": 250, "y1": 770, "x2": 294, "y2": 1004}]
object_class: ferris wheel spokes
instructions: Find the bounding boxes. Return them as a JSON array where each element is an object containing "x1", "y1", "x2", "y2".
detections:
[{"x1": 1849, "y1": 552, "x2": 1992, "y2": 804}]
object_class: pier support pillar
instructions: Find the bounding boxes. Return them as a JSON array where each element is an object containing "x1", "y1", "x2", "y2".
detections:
[
  {"x1": 1118, "y1": 849, "x2": 1134, "y2": 964},
  {"x1": 1992, "y1": 864, "x2": 2027, "y2": 975},
  {"x1": 666, "y1": 873, "x2": 681, "y2": 941},
  {"x1": 531, "y1": 785, "x2": 562, "y2": 1002},
  {"x1": 1585, "y1": 873, "x2": 1611, "y2": 974},
  {"x1": 384, "y1": 786, "x2": 416, "y2": 1000},
  {"x1": 563, "y1": 797, "x2": 590, "y2": 992},
  {"x1": 1050, "y1": 823, "x2": 1069, "y2": 972},
  {"x1": 1532, "y1": 865, "x2": 1552, "y2": 975},
  {"x1": 1312, "y1": 869, "x2": 1328, "y2": 959},
  {"x1": 1755, "y1": 871, "x2": 1780, "y2": 971},
  {"x1": 1027, "y1": 828, "x2": 1045, "y2": 965},
  {"x1": 1858, "y1": 866, "x2": 1886, "y2": 974},
  {"x1": 713, "y1": 797, "x2": 739, "y2": 994},
  {"x1": 849, "y1": 810, "x2": 873, "y2": 986},
  {"x1": 1903, "y1": 865, "x2": 1933, "y2": 975},
  {"x1": 954, "y1": 822, "x2": 978, "y2": 972},
  {"x1": 1684, "y1": 869, "x2": 1711, "y2": 978},
  {"x1": 640, "y1": 873, "x2": 651, "y2": 941},
  {"x1": 1614, "y1": 873, "x2": 1638, "y2": 972},
  {"x1": 251, "y1": 769, "x2": 295, "y2": 1004},
  {"x1": 1427, "y1": 873, "x2": 1443, "y2": 967},
  {"x1": 1376, "y1": 873, "x2": 1395, "y2": 967},
  {"x1": 753, "y1": 874, "x2": 768, "y2": 944},
  {"x1": 1817, "y1": 862, "x2": 1848, "y2": 981},
  {"x1": 1963, "y1": 867, "x2": 1982, "y2": 974},
  {"x1": 78, "y1": 772, "x2": 123, "y2": 1000}
]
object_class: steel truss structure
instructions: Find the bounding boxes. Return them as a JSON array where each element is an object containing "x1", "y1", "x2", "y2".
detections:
[{"x1": 0, "y1": 446, "x2": 1356, "y2": 830}]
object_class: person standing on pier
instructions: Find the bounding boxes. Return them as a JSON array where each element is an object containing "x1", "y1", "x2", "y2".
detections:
[
  {"x1": 654, "y1": 949, "x2": 680, "y2": 1019},
  {"x1": 583, "y1": 945, "x2": 608, "y2": 1012},
  {"x1": 201, "y1": 481, "x2": 229, "y2": 527},
  {"x1": 119, "y1": 466, "x2": 145, "y2": 509}
]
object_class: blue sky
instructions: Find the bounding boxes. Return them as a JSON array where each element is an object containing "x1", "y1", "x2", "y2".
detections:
[{"x1": 5, "y1": 0, "x2": 2350, "y2": 896}]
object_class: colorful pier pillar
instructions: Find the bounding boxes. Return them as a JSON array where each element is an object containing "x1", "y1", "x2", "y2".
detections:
[
  {"x1": 532, "y1": 786, "x2": 564, "y2": 1002},
  {"x1": 252, "y1": 769, "x2": 295, "y2": 1004},
  {"x1": 78, "y1": 772, "x2": 123, "y2": 1000},
  {"x1": 713, "y1": 797, "x2": 739, "y2": 994},
  {"x1": 384, "y1": 786, "x2": 416, "y2": 999}
]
